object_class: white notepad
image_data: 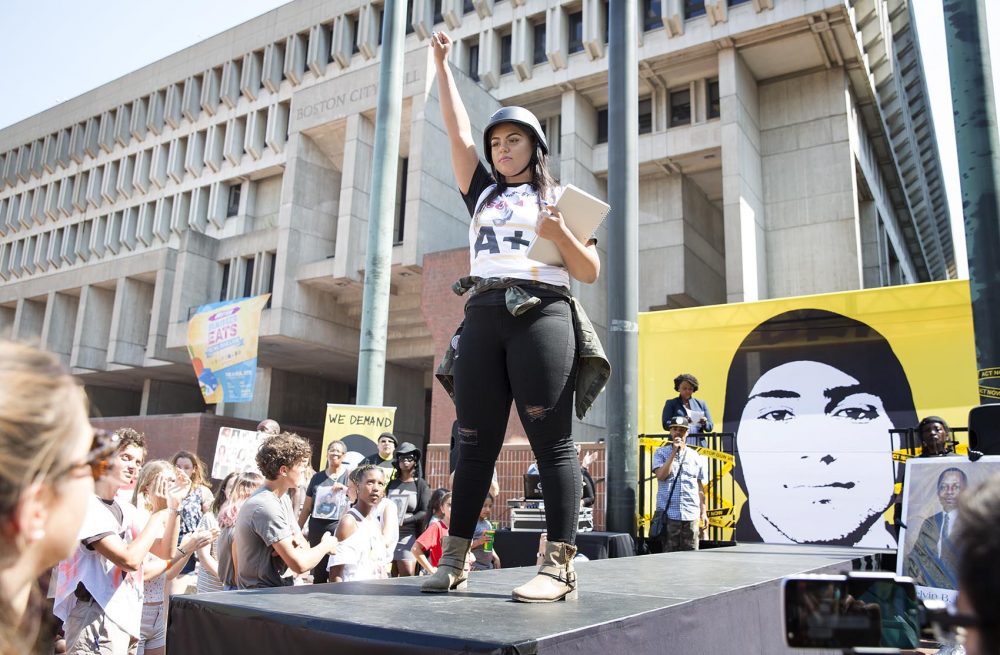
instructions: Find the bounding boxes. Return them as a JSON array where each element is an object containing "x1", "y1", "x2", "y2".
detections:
[{"x1": 527, "y1": 184, "x2": 611, "y2": 266}]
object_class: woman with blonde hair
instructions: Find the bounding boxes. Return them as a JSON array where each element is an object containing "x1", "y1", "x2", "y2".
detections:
[
  {"x1": 0, "y1": 341, "x2": 102, "y2": 654},
  {"x1": 215, "y1": 471, "x2": 264, "y2": 590},
  {"x1": 131, "y1": 461, "x2": 216, "y2": 655}
]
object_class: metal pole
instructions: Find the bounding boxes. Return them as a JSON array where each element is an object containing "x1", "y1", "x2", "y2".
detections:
[
  {"x1": 943, "y1": 0, "x2": 1000, "y2": 403},
  {"x1": 356, "y1": 0, "x2": 406, "y2": 406},
  {"x1": 606, "y1": 0, "x2": 639, "y2": 535}
]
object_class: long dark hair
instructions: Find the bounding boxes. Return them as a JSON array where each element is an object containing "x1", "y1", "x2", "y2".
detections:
[
  {"x1": 474, "y1": 130, "x2": 557, "y2": 222},
  {"x1": 723, "y1": 309, "x2": 917, "y2": 544}
]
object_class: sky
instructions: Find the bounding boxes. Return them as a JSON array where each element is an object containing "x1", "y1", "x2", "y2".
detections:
[{"x1": 0, "y1": 1, "x2": 996, "y2": 279}]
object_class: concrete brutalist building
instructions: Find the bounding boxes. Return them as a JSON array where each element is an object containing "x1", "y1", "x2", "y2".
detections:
[{"x1": 0, "y1": 0, "x2": 955, "y2": 449}]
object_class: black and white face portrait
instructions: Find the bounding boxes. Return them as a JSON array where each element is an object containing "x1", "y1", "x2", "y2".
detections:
[
  {"x1": 738, "y1": 360, "x2": 896, "y2": 544},
  {"x1": 726, "y1": 309, "x2": 917, "y2": 548}
]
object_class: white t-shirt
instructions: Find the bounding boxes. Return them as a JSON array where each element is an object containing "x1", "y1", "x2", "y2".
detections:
[
  {"x1": 327, "y1": 508, "x2": 389, "y2": 581},
  {"x1": 462, "y1": 163, "x2": 570, "y2": 288},
  {"x1": 53, "y1": 495, "x2": 144, "y2": 639}
]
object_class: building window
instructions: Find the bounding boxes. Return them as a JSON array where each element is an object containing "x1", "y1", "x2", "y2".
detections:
[
  {"x1": 406, "y1": 0, "x2": 414, "y2": 34},
  {"x1": 597, "y1": 108, "x2": 609, "y2": 144},
  {"x1": 242, "y1": 256, "x2": 255, "y2": 298},
  {"x1": 227, "y1": 184, "x2": 241, "y2": 217},
  {"x1": 596, "y1": 99, "x2": 653, "y2": 143},
  {"x1": 540, "y1": 116, "x2": 560, "y2": 155},
  {"x1": 433, "y1": 0, "x2": 443, "y2": 24},
  {"x1": 219, "y1": 261, "x2": 230, "y2": 301},
  {"x1": 670, "y1": 88, "x2": 691, "y2": 127},
  {"x1": 707, "y1": 79, "x2": 720, "y2": 119},
  {"x1": 644, "y1": 0, "x2": 663, "y2": 30},
  {"x1": 264, "y1": 252, "x2": 276, "y2": 308},
  {"x1": 568, "y1": 11, "x2": 584, "y2": 54},
  {"x1": 468, "y1": 43, "x2": 480, "y2": 81},
  {"x1": 638, "y1": 98, "x2": 652, "y2": 134},
  {"x1": 603, "y1": 1, "x2": 610, "y2": 44},
  {"x1": 463, "y1": 0, "x2": 474, "y2": 13},
  {"x1": 394, "y1": 157, "x2": 408, "y2": 244},
  {"x1": 684, "y1": 0, "x2": 706, "y2": 19},
  {"x1": 351, "y1": 14, "x2": 360, "y2": 54},
  {"x1": 500, "y1": 34, "x2": 513, "y2": 75},
  {"x1": 533, "y1": 22, "x2": 546, "y2": 65}
]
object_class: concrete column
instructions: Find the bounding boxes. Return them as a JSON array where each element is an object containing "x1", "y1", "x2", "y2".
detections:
[
  {"x1": 147, "y1": 254, "x2": 185, "y2": 363},
  {"x1": 719, "y1": 47, "x2": 766, "y2": 302},
  {"x1": 12, "y1": 297, "x2": 46, "y2": 342},
  {"x1": 758, "y1": 68, "x2": 858, "y2": 296},
  {"x1": 71, "y1": 285, "x2": 115, "y2": 371},
  {"x1": 333, "y1": 113, "x2": 375, "y2": 280},
  {"x1": 165, "y1": 231, "x2": 221, "y2": 350},
  {"x1": 0, "y1": 306, "x2": 14, "y2": 339},
  {"x1": 559, "y1": 90, "x2": 601, "y2": 196},
  {"x1": 41, "y1": 291, "x2": 78, "y2": 365},
  {"x1": 559, "y1": 87, "x2": 608, "y2": 441},
  {"x1": 279, "y1": 133, "x2": 339, "y2": 264},
  {"x1": 858, "y1": 200, "x2": 880, "y2": 288},
  {"x1": 108, "y1": 277, "x2": 155, "y2": 368}
]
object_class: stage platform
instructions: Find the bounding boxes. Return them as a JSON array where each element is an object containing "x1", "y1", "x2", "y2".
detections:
[{"x1": 168, "y1": 543, "x2": 888, "y2": 655}]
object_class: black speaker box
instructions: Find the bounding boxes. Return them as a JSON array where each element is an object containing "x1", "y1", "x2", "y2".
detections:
[{"x1": 968, "y1": 404, "x2": 1000, "y2": 456}]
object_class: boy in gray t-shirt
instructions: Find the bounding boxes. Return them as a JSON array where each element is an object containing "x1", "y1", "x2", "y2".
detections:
[{"x1": 233, "y1": 432, "x2": 339, "y2": 589}]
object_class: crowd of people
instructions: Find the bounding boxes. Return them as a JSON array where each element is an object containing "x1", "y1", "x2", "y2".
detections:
[
  {"x1": 0, "y1": 344, "x2": 999, "y2": 655},
  {"x1": 0, "y1": 385, "x2": 503, "y2": 655}
]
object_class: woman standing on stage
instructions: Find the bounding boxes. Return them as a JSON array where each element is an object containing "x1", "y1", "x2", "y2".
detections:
[{"x1": 424, "y1": 32, "x2": 607, "y2": 603}]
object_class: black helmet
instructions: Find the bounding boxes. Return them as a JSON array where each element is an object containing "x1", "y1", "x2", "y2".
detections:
[{"x1": 483, "y1": 106, "x2": 548, "y2": 165}]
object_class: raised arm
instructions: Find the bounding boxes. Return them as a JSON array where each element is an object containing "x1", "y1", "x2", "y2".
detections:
[{"x1": 431, "y1": 32, "x2": 480, "y2": 194}]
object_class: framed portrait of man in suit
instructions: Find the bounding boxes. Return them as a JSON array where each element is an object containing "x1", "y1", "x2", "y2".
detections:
[{"x1": 896, "y1": 456, "x2": 1000, "y2": 603}]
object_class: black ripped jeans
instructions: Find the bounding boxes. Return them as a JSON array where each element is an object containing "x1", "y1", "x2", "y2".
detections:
[{"x1": 450, "y1": 290, "x2": 582, "y2": 544}]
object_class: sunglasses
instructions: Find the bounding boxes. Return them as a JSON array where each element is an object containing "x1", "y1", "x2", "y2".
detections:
[
  {"x1": 398, "y1": 455, "x2": 418, "y2": 462},
  {"x1": 85, "y1": 430, "x2": 120, "y2": 481}
]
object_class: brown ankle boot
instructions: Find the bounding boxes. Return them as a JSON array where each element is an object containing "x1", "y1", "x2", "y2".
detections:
[
  {"x1": 511, "y1": 541, "x2": 578, "y2": 602},
  {"x1": 420, "y1": 536, "x2": 471, "y2": 593}
]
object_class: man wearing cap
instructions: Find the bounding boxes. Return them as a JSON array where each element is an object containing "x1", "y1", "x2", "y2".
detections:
[
  {"x1": 361, "y1": 432, "x2": 397, "y2": 470},
  {"x1": 652, "y1": 417, "x2": 709, "y2": 551}
]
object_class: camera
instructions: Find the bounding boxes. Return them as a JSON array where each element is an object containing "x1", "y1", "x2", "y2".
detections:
[{"x1": 782, "y1": 572, "x2": 972, "y2": 653}]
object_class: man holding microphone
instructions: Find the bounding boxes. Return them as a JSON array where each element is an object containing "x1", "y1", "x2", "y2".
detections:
[{"x1": 653, "y1": 417, "x2": 709, "y2": 551}]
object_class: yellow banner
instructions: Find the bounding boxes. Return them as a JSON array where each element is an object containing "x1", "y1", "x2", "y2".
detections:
[
  {"x1": 321, "y1": 404, "x2": 396, "y2": 470},
  {"x1": 186, "y1": 294, "x2": 270, "y2": 404},
  {"x1": 639, "y1": 280, "x2": 978, "y2": 547}
]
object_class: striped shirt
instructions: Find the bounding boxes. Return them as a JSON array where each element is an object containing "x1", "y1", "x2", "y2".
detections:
[{"x1": 653, "y1": 446, "x2": 708, "y2": 521}]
